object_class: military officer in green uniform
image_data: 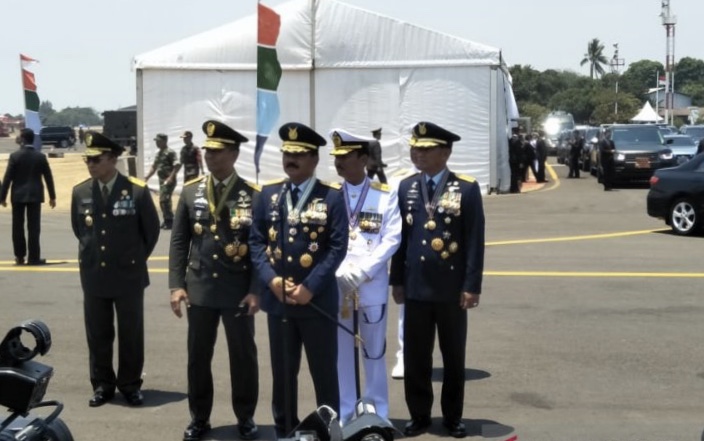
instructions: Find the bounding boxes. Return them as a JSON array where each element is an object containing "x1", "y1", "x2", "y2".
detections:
[
  {"x1": 71, "y1": 132, "x2": 160, "y2": 408},
  {"x1": 390, "y1": 122, "x2": 485, "y2": 439},
  {"x1": 169, "y1": 120, "x2": 261, "y2": 441},
  {"x1": 145, "y1": 133, "x2": 179, "y2": 229}
]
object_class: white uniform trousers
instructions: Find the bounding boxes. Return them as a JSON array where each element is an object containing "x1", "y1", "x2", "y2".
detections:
[{"x1": 337, "y1": 304, "x2": 389, "y2": 424}]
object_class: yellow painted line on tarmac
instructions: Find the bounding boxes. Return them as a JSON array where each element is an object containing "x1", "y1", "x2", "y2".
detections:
[
  {"x1": 487, "y1": 270, "x2": 704, "y2": 278},
  {"x1": 543, "y1": 163, "x2": 560, "y2": 191},
  {"x1": 487, "y1": 228, "x2": 669, "y2": 246},
  {"x1": 0, "y1": 266, "x2": 169, "y2": 273}
]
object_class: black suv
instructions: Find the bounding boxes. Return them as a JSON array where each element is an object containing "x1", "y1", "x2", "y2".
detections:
[
  {"x1": 40, "y1": 126, "x2": 76, "y2": 148},
  {"x1": 598, "y1": 124, "x2": 676, "y2": 183}
]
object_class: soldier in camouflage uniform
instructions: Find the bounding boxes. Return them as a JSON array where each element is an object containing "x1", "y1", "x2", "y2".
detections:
[
  {"x1": 179, "y1": 130, "x2": 203, "y2": 183},
  {"x1": 145, "y1": 133, "x2": 179, "y2": 229}
]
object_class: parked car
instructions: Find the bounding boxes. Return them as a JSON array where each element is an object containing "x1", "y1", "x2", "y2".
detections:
[
  {"x1": 580, "y1": 127, "x2": 600, "y2": 172},
  {"x1": 679, "y1": 125, "x2": 704, "y2": 144},
  {"x1": 647, "y1": 153, "x2": 704, "y2": 235},
  {"x1": 599, "y1": 124, "x2": 676, "y2": 184},
  {"x1": 39, "y1": 126, "x2": 76, "y2": 148},
  {"x1": 663, "y1": 134, "x2": 697, "y2": 164}
]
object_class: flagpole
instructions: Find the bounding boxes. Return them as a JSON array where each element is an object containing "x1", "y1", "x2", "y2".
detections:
[{"x1": 655, "y1": 70, "x2": 659, "y2": 118}]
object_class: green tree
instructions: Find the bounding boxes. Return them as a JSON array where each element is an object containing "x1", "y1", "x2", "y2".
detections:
[
  {"x1": 590, "y1": 90, "x2": 640, "y2": 124},
  {"x1": 44, "y1": 107, "x2": 102, "y2": 127},
  {"x1": 680, "y1": 83, "x2": 704, "y2": 107},
  {"x1": 580, "y1": 38, "x2": 609, "y2": 79},
  {"x1": 38, "y1": 100, "x2": 56, "y2": 124},
  {"x1": 517, "y1": 102, "x2": 550, "y2": 129},
  {"x1": 674, "y1": 57, "x2": 704, "y2": 89},
  {"x1": 618, "y1": 59, "x2": 664, "y2": 98}
]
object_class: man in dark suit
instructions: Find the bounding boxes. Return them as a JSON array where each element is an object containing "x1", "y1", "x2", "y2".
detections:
[
  {"x1": 1, "y1": 128, "x2": 56, "y2": 265},
  {"x1": 390, "y1": 122, "x2": 485, "y2": 439},
  {"x1": 599, "y1": 128, "x2": 616, "y2": 191},
  {"x1": 366, "y1": 128, "x2": 388, "y2": 184},
  {"x1": 249, "y1": 122, "x2": 348, "y2": 438},
  {"x1": 70, "y1": 132, "x2": 160, "y2": 408},
  {"x1": 169, "y1": 120, "x2": 260, "y2": 441}
]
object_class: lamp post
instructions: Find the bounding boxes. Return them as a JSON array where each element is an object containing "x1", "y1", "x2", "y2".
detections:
[{"x1": 610, "y1": 43, "x2": 625, "y2": 118}]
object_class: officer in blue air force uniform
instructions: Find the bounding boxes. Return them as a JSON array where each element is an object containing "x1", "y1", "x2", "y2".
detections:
[
  {"x1": 389, "y1": 122, "x2": 485, "y2": 439},
  {"x1": 169, "y1": 120, "x2": 260, "y2": 441},
  {"x1": 329, "y1": 129, "x2": 402, "y2": 424},
  {"x1": 248, "y1": 122, "x2": 348, "y2": 438},
  {"x1": 71, "y1": 131, "x2": 160, "y2": 408}
]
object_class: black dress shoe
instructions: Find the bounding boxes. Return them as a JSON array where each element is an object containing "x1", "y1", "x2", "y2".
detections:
[
  {"x1": 14, "y1": 257, "x2": 24, "y2": 266},
  {"x1": 403, "y1": 418, "x2": 431, "y2": 437},
  {"x1": 89, "y1": 390, "x2": 114, "y2": 407},
  {"x1": 183, "y1": 421, "x2": 211, "y2": 441},
  {"x1": 238, "y1": 418, "x2": 259, "y2": 440},
  {"x1": 123, "y1": 390, "x2": 144, "y2": 406},
  {"x1": 26, "y1": 258, "x2": 46, "y2": 266},
  {"x1": 443, "y1": 419, "x2": 467, "y2": 438}
]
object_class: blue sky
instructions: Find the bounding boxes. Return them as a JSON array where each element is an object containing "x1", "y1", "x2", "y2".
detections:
[{"x1": 1, "y1": 0, "x2": 700, "y2": 115}]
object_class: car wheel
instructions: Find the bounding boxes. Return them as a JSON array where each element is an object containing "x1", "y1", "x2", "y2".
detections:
[
  {"x1": 669, "y1": 198, "x2": 699, "y2": 236},
  {"x1": 59, "y1": 139, "x2": 68, "y2": 148}
]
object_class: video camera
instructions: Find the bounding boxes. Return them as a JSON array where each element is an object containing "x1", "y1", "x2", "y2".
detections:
[{"x1": 0, "y1": 320, "x2": 74, "y2": 441}]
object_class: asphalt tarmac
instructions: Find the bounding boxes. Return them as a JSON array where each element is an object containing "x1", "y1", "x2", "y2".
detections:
[{"x1": 0, "y1": 160, "x2": 703, "y2": 441}]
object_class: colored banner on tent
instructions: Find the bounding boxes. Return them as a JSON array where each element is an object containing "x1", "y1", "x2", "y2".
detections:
[
  {"x1": 20, "y1": 53, "x2": 42, "y2": 149},
  {"x1": 254, "y1": 2, "x2": 282, "y2": 175}
]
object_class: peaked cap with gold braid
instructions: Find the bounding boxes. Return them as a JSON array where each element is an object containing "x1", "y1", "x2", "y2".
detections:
[
  {"x1": 84, "y1": 131, "x2": 125, "y2": 157},
  {"x1": 278, "y1": 122, "x2": 327, "y2": 153},
  {"x1": 202, "y1": 120, "x2": 248, "y2": 150},
  {"x1": 409, "y1": 121, "x2": 461, "y2": 148}
]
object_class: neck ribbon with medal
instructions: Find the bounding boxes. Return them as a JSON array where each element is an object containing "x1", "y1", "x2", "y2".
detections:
[
  {"x1": 285, "y1": 179, "x2": 317, "y2": 269},
  {"x1": 421, "y1": 169, "x2": 449, "y2": 230},
  {"x1": 343, "y1": 177, "x2": 371, "y2": 241}
]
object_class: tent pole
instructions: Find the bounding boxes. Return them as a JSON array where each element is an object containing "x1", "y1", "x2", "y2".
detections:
[{"x1": 309, "y1": 0, "x2": 316, "y2": 128}]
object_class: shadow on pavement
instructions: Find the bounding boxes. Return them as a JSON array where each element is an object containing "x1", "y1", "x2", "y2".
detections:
[{"x1": 431, "y1": 367, "x2": 490, "y2": 382}]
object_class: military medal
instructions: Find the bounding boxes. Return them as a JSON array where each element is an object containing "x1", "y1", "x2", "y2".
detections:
[
  {"x1": 85, "y1": 215, "x2": 93, "y2": 227},
  {"x1": 209, "y1": 224, "x2": 217, "y2": 233},
  {"x1": 289, "y1": 227, "x2": 297, "y2": 236},
  {"x1": 286, "y1": 180, "x2": 315, "y2": 226},
  {"x1": 310, "y1": 232, "x2": 318, "y2": 240},
  {"x1": 441, "y1": 251, "x2": 450, "y2": 259},
  {"x1": 194, "y1": 222, "x2": 203, "y2": 235},
  {"x1": 449, "y1": 242, "x2": 459, "y2": 253},
  {"x1": 308, "y1": 242, "x2": 319, "y2": 252},
  {"x1": 421, "y1": 170, "x2": 450, "y2": 233},
  {"x1": 406, "y1": 213, "x2": 413, "y2": 225},
  {"x1": 431, "y1": 238, "x2": 444, "y2": 251},
  {"x1": 238, "y1": 244, "x2": 248, "y2": 256},
  {"x1": 225, "y1": 243, "x2": 237, "y2": 256},
  {"x1": 300, "y1": 253, "x2": 313, "y2": 268},
  {"x1": 269, "y1": 226, "x2": 278, "y2": 242},
  {"x1": 445, "y1": 217, "x2": 452, "y2": 224},
  {"x1": 343, "y1": 178, "x2": 371, "y2": 242},
  {"x1": 233, "y1": 256, "x2": 242, "y2": 263}
]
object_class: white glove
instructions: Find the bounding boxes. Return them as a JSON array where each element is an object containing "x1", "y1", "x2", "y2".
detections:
[
  {"x1": 337, "y1": 274, "x2": 356, "y2": 296},
  {"x1": 344, "y1": 267, "x2": 369, "y2": 290}
]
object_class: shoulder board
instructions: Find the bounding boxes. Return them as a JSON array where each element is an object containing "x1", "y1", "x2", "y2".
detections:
[
  {"x1": 74, "y1": 177, "x2": 92, "y2": 188},
  {"x1": 319, "y1": 180, "x2": 342, "y2": 190},
  {"x1": 264, "y1": 178, "x2": 287, "y2": 186},
  {"x1": 456, "y1": 174, "x2": 476, "y2": 183},
  {"x1": 184, "y1": 176, "x2": 206, "y2": 186},
  {"x1": 400, "y1": 172, "x2": 420, "y2": 182},
  {"x1": 370, "y1": 181, "x2": 390, "y2": 192},
  {"x1": 243, "y1": 180, "x2": 262, "y2": 192},
  {"x1": 128, "y1": 176, "x2": 147, "y2": 187}
]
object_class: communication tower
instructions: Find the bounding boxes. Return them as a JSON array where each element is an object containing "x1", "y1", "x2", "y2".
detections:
[{"x1": 660, "y1": 0, "x2": 677, "y2": 125}]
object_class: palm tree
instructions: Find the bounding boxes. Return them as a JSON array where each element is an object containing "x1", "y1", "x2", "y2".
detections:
[{"x1": 580, "y1": 38, "x2": 609, "y2": 79}]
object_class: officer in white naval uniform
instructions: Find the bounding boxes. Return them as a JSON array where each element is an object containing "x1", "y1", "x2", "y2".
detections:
[{"x1": 329, "y1": 129, "x2": 402, "y2": 424}]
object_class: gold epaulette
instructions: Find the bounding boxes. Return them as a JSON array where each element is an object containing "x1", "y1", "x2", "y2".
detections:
[
  {"x1": 320, "y1": 180, "x2": 342, "y2": 190},
  {"x1": 264, "y1": 178, "x2": 287, "y2": 186},
  {"x1": 456, "y1": 174, "x2": 476, "y2": 183},
  {"x1": 244, "y1": 180, "x2": 262, "y2": 192},
  {"x1": 370, "y1": 181, "x2": 390, "y2": 192},
  {"x1": 184, "y1": 176, "x2": 206, "y2": 186},
  {"x1": 128, "y1": 176, "x2": 147, "y2": 187}
]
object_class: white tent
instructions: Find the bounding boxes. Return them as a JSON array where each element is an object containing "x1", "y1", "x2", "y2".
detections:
[
  {"x1": 133, "y1": 0, "x2": 517, "y2": 193},
  {"x1": 631, "y1": 100, "x2": 664, "y2": 123}
]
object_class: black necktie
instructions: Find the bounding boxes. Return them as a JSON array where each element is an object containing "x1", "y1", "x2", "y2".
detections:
[
  {"x1": 291, "y1": 186, "x2": 300, "y2": 206},
  {"x1": 215, "y1": 182, "x2": 226, "y2": 205},
  {"x1": 427, "y1": 179, "x2": 435, "y2": 196},
  {"x1": 101, "y1": 185, "x2": 109, "y2": 204}
]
